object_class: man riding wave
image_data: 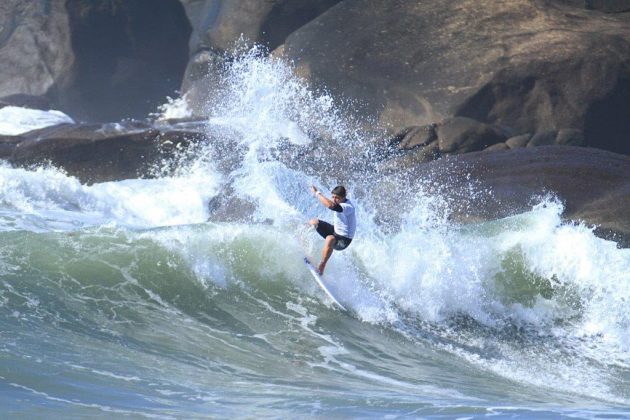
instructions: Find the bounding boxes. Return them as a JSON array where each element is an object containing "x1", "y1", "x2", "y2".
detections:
[{"x1": 309, "y1": 185, "x2": 356, "y2": 275}]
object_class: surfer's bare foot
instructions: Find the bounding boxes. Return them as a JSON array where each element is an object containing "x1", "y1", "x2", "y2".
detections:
[{"x1": 317, "y1": 262, "x2": 326, "y2": 275}]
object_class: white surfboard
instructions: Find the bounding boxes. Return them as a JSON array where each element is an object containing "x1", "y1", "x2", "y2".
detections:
[{"x1": 303, "y1": 257, "x2": 347, "y2": 311}]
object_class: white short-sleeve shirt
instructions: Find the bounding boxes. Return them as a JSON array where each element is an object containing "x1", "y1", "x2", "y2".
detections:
[{"x1": 333, "y1": 199, "x2": 356, "y2": 239}]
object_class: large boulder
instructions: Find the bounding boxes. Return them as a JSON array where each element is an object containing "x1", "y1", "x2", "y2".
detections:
[
  {"x1": 378, "y1": 118, "x2": 506, "y2": 171},
  {"x1": 0, "y1": 94, "x2": 51, "y2": 111},
  {"x1": 179, "y1": 0, "x2": 342, "y2": 115},
  {"x1": 377, "y1": 146, "x2": 630, "y2": 245},
  {"x1": 0, "y1": 0, "x2": 191, "y2": 122},
  {"x1": 180, "y1": 0, "x2": 342, "y2": 54},
  {"x1": 437, "y1": 117, "x2": 506, "y2": 153},
  {"x1": 61, "y1": 0, "x2": 191, "y2": 121},
  {"x1": 381, "y1": 119, "x2": 589, "y2": 167},
  {"x1": 0, "y1": 1, "x2": 74, "y2": 102},
  {"x1": 8, "y1": 121, "x2": 207, "y2": 184},
  {"x1": 275, "y1": 0, "x2": 630, "y2": 154}
]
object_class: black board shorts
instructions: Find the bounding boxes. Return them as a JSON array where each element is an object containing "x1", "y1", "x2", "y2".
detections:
[{"x1": 315, "y1": 220, "x2": 353, "y2": 251}]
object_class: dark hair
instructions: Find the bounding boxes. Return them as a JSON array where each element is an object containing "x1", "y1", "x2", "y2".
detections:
[{"x1": 331, "y1": 185, "x2": 346, "y2": 198}]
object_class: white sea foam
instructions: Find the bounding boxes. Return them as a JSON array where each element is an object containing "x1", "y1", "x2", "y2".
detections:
[
  {"x1": 0, "y1": 163, "x2": 220, "y2": 231},
  {"x1": 155, "y1": 94, "x2": 193, "y2": 120},
  {"x1": 358, "y1": 197, "x2": 630, "y2": 336},
  {"x1": 207, "y1": 46, "x2": 348, "y2": 151},
  {"x1": 185, "y1": 49, "x2": 630, "y2": 365},
  {"x1": 0, "y1": 106, "x2": 74, "y2": 135}
]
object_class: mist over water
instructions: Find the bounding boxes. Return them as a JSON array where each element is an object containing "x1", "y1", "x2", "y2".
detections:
[{"x1": 1, "y1": 48, "x2": 630, "y2": 417}]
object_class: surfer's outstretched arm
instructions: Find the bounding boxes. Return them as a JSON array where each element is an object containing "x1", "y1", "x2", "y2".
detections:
[{"x1": 311, "y1": 185, "x2": 336, "y2": 209}]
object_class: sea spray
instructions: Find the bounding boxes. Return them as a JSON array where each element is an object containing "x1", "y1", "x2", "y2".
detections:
[
  {"x1": 0, "y1": 106, "x2": 74, "y2": 136},
  {"x1": 208, "y1": 45, "x2": 356, "y2": 149},
  {"x1": 199, "y1": 45, "x2": 377, "y2": 224},
  {"x1": 0, "y1": 162, "x2": 220, "y2": 231}
]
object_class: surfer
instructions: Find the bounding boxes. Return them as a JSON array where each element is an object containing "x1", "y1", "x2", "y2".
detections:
[{"x1": 309, "y1": 185, "x2": 356, "y2": 275}]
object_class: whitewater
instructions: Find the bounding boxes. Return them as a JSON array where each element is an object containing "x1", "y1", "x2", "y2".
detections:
[{"x1": 1, "y1": 48, "x2": 630, "y2": 418}]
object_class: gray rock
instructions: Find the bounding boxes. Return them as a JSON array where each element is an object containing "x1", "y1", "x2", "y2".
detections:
[
  {"x1": 437, "y1": 117, "x2": 506, "y2": 154},
  {"x1": 377, "y1": 146, "x2": 630, "y2": 245},
  {"x1": 560, "y1": 0, "x2": 630, "y2": 12},
  {"x1": 9, "y1": 122, "x2": 207, "y2": 184},
  {"x1": 179, "y1": 0, "x2": 343, "y2": 115},
  {"x1": 0, "y1": 2, "x2": 73, "y2": 104},
  {"x1": 591, "y1": 0, "x2": 630, "y2": 12},
  {"x1": 388, "y1": 124, "x2": 438, "y2": 151},
  {"x1": 0, "y1": 94, "x2": 51, "y2": 110},
  {"x1": 378, "y1": 140, "x2": 440, "y2": 173},
  {"x1": 0, "y1": 134, "x2": 23, "y2": 158},
  {"x1": 180, "y1": 50, "x2": 226, "y2": 116},
  {"x1": 0, "y1": 0, "x2": 191, "y2": 122},
  {"x1": 276, "y1": 0, "x2": 630, "y2": 154},
  {"x1": 505, "y1": 134, "x2": 532, "y2": 149},
  {"x1": 180, "y1": 0, "x2": 342, "y2": 54},
  {"x1": 556, "y1": 128, "x2": 585, "y2": 146},
  {"x1": 484, "y1": 143, "x2": 510, "y2": 152},
  {"x1": 527, "y1": 130, "x2": 558, "y2": 147}
]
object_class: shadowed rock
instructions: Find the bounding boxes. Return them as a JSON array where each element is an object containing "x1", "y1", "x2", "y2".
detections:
[
  {"x1": 0, "y1": 134, "x2": 23, "y2": 158},
  {"x1": 386, "y1": 118, "x2": 508, "y2": 155},
  {"x1": 0, "y1": 2, "x2": 73, "y2": 103},
  {"x1": 386, "y1": 119, "x2": 588, "y2": 159},
  {"x1": 62, "y1": 0, "x2": 191, "y2": 121},
  {"x1": 555, "y1": 128, "x2": 585, "y2": 146},
  {"x1": 437, "y1": 117, "x2": 507, "y2": 153},
  {"x1": 560, "y1": 0, "x2": 630, "y2": 12},
  {"x1": 8, "y1": 122, "x2": 208, "y2": 184},
  {"x1": 180, "y1": 0, "x2": 342, "y2": 54},
  {"x1": 0, "y1": 0, "x2": 191, "y2": 122},
  {"x1": 276, "y1": 0, "x2": 630, "y2": 155},
  {"x1": 0, "y1": 94, "x2": 51, "y2": 110},
  {"x1": 506, "y1": 134, "x2": 532, "y2": 149},
  {"x1": 383, "y1": 146, "x2": 630, "y2": 246},
  {"x1": 388, "y1": 124, "x2": 438, "y2": 151},
  {"x1": 527, "y1": 130, "x2": 558, "y2": 147},
  {"x1": 484, "y1": 143, "x2": 510, "y2": 152},
  {"x1": 179, "y1": 0, "x2": 342, "y2": 115}
]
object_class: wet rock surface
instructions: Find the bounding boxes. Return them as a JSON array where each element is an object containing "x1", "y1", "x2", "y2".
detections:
[{"x1": 385, "y1": 146, "x2": 630, "y2": 246}]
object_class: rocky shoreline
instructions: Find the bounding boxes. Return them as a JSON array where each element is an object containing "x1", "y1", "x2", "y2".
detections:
[{"x1": 0, "y1": 0, "x2": 629, "y2": 244}]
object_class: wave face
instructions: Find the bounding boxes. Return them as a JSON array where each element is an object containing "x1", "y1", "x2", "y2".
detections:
[{"x1": 1, "y1": 48, "x2": 630, "y2": 418}]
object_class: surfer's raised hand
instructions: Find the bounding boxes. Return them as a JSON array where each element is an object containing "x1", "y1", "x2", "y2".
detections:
[{"x1": 311, "y1": 185, "x2": 319, "y2": 196}]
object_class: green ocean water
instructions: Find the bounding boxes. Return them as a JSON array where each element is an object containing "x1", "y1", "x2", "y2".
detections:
[{"x1": 1, "y1": 218, "x2": 629, "y2": 418}]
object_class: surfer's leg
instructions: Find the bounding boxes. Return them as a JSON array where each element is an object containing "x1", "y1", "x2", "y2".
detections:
[
  {"x1": 312, "y1": 220, "x2": 335, "y2": 240},
  {"x1": 318, "y1": 235, "x2": 336, "y2": 274}
]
